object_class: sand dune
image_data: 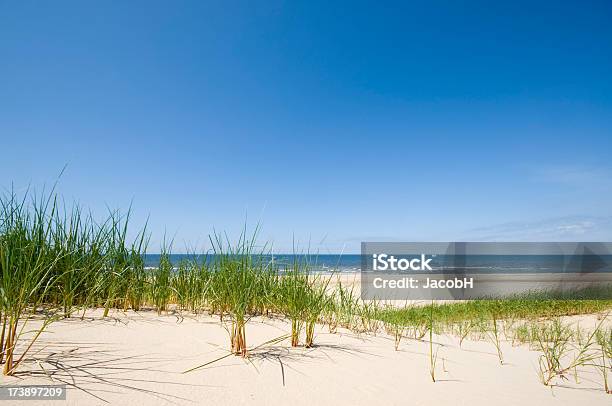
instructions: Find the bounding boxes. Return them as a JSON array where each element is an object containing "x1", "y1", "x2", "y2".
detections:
[{"x1": 0, "y1": 309, "x2": 609, "y2": 405}]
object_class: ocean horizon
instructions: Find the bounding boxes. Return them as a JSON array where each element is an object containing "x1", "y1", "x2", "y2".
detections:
[{"x1": 143, "y1": 254, "x2": 612, "y2": 274}]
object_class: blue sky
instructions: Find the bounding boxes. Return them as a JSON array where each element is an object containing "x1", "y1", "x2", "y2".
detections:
[{"x1": 1, "y1": 1, "x2": 611, "y2": 252}]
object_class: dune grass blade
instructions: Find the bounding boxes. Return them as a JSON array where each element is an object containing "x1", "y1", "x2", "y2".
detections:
[{"x1": 594, "y1": 325, "x2": 611, "y2": 393}]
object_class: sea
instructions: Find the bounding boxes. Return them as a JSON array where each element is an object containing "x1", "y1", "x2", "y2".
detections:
[{"x1": 143, "y1": 254, "x2": 612, "y2": 274}]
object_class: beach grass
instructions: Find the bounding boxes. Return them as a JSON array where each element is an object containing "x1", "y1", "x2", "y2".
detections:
[{"x1": 0, "y1": 187, "x2": 611, "y2": 392}]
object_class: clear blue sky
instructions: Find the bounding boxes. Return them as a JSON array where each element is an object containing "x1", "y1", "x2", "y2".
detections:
[{"x1": 1, "y1": 1, "x2": 611, "y2": 252}]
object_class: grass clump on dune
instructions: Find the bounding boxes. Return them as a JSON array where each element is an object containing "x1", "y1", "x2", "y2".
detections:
[
  {"x1": 0, "y1": 190, "x2": 62, "y2": 375},
  {"x1": 0, "y1": 188, "x2": 150, "y2": 375},
  {"x1": 276, "y1": 260, "x2": 309, "y2": 347},
  {"x1": 151, "y1": 243, "x2": 173, "y2": 315},
  {"x1": 275, "y1": 257, "x2": 332, "y2": 348},
  {"x1": 208, "y1": 230, "x2": 269, "y2": 356}
]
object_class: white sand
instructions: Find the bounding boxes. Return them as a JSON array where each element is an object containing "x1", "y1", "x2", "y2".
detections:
[{"x1": 1, "y1": 309, "x2": 610, "y2": 405}]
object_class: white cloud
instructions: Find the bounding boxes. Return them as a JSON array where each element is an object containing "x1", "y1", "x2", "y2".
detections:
[
  {"x1": 465, "y1": 216, "x2": 612, "y2": 241},
  {"x1": 529, "y1": 164, "x2": 610, "y2": 185}
]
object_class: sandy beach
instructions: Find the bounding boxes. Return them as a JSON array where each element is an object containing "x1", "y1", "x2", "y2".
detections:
[{"x1": 1, "y1": 308, "x2": 609, "y2": 406}]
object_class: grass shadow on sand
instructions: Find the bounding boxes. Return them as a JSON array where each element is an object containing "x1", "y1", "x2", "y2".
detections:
[
  {"x1": 184, "y1": 335, "x2": 380, "y2": 388},
  {"x1": 9, "y1": 339, "x2": 215, "y2": 404}
]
